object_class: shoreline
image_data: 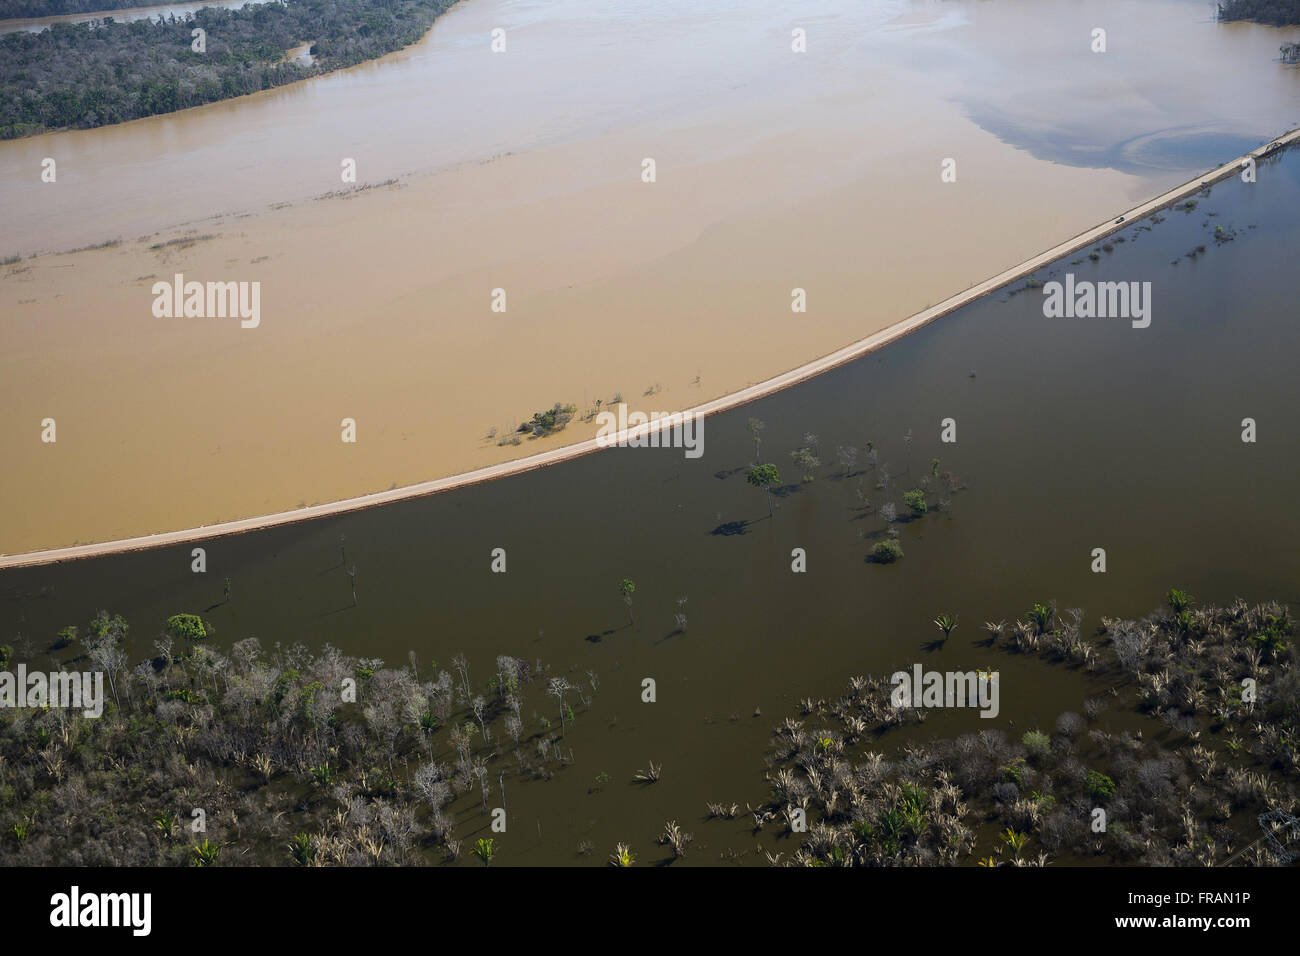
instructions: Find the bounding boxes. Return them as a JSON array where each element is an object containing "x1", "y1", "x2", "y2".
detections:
[
  {"x1": 3, "y1": 127, "x2": 1295, "y2": 571},
  {"x1": 0, "y1": 0, "x2": 460, "y2": 147}
]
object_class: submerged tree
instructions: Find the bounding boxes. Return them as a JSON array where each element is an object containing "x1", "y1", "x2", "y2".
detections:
[
  {"x1": 609, "y1": 842, "x2": 636, "y2": 867},
  {"x1": 837, "y1": 445, "x2": 858, "y2": 477},
  {"x1": 791, "y1": 436, "x2": 821, "y2": 482},
  {"x1": 87, "y1": 611, "x2": 130, "y2": 711},
  {"x1": 933, "y1": 614, "x2": 958, "y2": 642},
  {"x1": 547, "y1": 677, "x2": 571, "y2": 736},
  {"x1": 791, "y1": 448, "x2": 818, "y2": 481},
  {"x1": 472, "y1": 837, "x2": 496, "y2": 867},
  {"x1": 747, "y1": 417, "x2": 766, "y2": 461},
  {"x1": 870, "y1": 539, "x2": 904, "y2": 564},
  {"x1": 164, "y1": 613, "x2": 209, "y2": 644},
  {"x1": 619, "y1": 578, "x2": 636, "y2": 626},
  {"x1": 747, "y1": 463, "x2": 781, "y2": 517},
  {"x1": 1028, "y1": 602, "x2": 1056, "y2": 635}
]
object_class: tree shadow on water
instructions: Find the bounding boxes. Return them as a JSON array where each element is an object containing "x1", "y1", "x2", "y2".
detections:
[{"x1": 709, "y1": 520, "x2": 751, "y2": 536}]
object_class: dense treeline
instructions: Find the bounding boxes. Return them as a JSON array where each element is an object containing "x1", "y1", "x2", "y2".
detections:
[
  {"x1": 3, "y1": 593, "x2": 1292, "y2": 866},
  {"x1": 0, "y1": 0, "x2": 200, "y2": 17},
  {"x1": 0, "y1": 612, "x2": 596, "y2": 865},
  {"x1": 0, "y1": 0, "x2": 454, "y2": 138},
  {"x1": 759, "y1": 594, "x2": 1298, "y2": 866},
  {"x1": 1218, "y1": 0, "x2": 1300, "y2": 25}
]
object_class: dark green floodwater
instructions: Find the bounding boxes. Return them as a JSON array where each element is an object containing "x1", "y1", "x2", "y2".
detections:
[{"x1": 3, "y1": 150, "x2": 1298, "y2": 864}]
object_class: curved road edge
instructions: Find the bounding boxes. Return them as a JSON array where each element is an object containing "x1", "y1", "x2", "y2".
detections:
[{"x1": 3, "y1": 127, "x2": 1296, "y2": 570}]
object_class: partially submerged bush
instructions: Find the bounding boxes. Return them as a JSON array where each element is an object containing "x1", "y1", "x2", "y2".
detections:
[
  {"x1": 164, "y1": 613, "x2": 209, "y2": 643},
  {"x1": 1085, "y1": 770, "x2": 1116, "y2": 801},
  {"x1": 870, "y1": 539, "x2": 904, "y2": 563},
  {"x1": 1021, "y1": 731, "x2": 1052, "y2": 761}
]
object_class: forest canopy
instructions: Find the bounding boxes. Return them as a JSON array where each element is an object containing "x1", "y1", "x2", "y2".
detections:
[
  {"x1": 0, "y1": 0, "x2": 202, "y2": 16},
  {"x1": 1218, "y1": 0, "x2": 1300, "y2": 25},
  {"x1": 0, "y1": 0, "x2": 455, "y2": 138}
]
